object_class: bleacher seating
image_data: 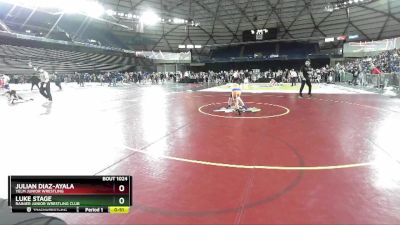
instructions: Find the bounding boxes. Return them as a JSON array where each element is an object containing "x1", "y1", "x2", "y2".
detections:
[
  {"x1": 243, "y1": 43, "x2": 276, "y2": 57},
  {"x1": 209, "y1": 41, "x2": 319, "y2": 61},
  {"x1": 3, "y1": 17, "x2": 127, "y2": 49},
  {"x1": 278, "y1": 42, "x2": 317, "y2": 59},
  {"x1": 87, "y1": 28, "x2": 128, "y2": 49},
  {"x1": 0, "y1": 42, "x2": 135, "y2": 74},
  {"x1": 211, "y1": 45, "x2": 242, "y2": 59}
]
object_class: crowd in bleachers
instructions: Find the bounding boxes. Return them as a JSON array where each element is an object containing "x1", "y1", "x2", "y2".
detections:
[
  {"x1": 2, "y1": 71, "x2": 187, "y2": 87},
  {"x1": 2, "y1": 41, "x2": 398, "y2": 89},
  {"x1": 333, "y1": 49, "x2": 400, "y2": 86},
  {"x1": 343, "y1": 49, "x2": 400, "y2": 74},
  {"x1": 182, "y1": 66, "x2": 335, "y2": 85},
  {"x1": 2, "y1": 66, "x2": 336, "y2": 89}
]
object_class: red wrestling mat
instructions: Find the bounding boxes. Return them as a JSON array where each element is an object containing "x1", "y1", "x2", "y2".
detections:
[{"x1": 56, "y1": 92, "x2": 400, "y2": 224}]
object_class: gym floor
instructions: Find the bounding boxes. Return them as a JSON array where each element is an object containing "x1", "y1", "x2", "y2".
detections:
[{"x1": 1, "y1": 82, "x2": 400, "y2": 224}]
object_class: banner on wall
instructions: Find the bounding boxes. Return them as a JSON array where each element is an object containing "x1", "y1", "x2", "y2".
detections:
[
  {"x1": 136, "y1": 51, "x2": 191, "y2": 63},
  {"x1": 343, "y1": 37, "x2": 399, "y2": 57}
]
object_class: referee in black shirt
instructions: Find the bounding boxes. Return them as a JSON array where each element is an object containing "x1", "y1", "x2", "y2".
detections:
[{"x1": 299, "y1": 60, "x2": 313, "y2": 97}]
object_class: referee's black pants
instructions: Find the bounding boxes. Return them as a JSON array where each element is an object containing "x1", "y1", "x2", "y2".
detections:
[
  {"x1": 300, "y1": 79, "x2": 312, "y2": 96},
  {"x1": 39, "y1": 82, "x2": 52, "y2": 101}
]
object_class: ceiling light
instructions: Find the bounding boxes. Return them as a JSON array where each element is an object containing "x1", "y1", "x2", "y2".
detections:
[
  {"x1": 140, "y1": 11, "x2": 160, "y2": 25},
  {"x1": 325, "y1": 37, "x2": 334, "y2": 42},
  {"x1": 106, "y1": 9, "x2": 115, "y2": 16},
  {"x1": 84, "y1": 2, "x2": 104, "y2": 18},
  {"x1": 173, "y1": 18, "x2": 184, "y2": 24}
]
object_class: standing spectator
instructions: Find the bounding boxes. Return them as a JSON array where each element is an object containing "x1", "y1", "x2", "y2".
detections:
[
  {"x1": 112, "y1": 73, "x2": 117, "y2": 86},
  {"x1": 371, "y1": 66, "x2": 382, "y2": 75},
  {"x1": 99, "y1": 74, "x2": 104, "y2": 86},
  {"x1": 0, "y1": 74, "x2": 10, "y2": 90},
  {"x1": 79, "y1": 73, "x2": 85, "y2": 87},
  {"x1": 138, "y1": 72, "x2": 143, "y2": 84},
  {"x1": 350, "y1": 66, "x2": 359, "y2": 85},
  {"x1": 54, "y1": 73, "x2": 62, "y2": 90},
  {"x1": 29, "y1": 75, "x2": 40, "y2": 91},
  {"x1": 289, "y1": 69, "x2": 298, "y2": 86},
  {"x1": 283, "y1": 69, "x2": 289, "y2": 83},
  {"x1": 371, "y1": 65, "x2": 383, "y2": 88},
  {"x1": 358, "y1": 68, "x2": 366, "y2": 87}
]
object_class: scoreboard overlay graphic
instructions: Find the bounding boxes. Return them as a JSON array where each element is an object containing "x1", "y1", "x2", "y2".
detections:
[{"x1": 8, "y1": 176, "x2": 132, "y2": 213}]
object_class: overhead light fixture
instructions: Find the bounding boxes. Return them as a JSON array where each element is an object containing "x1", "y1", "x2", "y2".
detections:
[
  {"x1": 325, "y1": 37, "x2": 335, "y2": 42},
  {"x1": 186, "y1": 45, "x2": 194, "y2": 49},
  {"x1": 59, "y1": 0, "x2": 81, "y2": 14},
  {"x1": 173, "y1": 18, "x2": 185, "y2": 24},
  {"x1": 85, "y1": 2, "x2": 104, "y2": 18},
  {"x1": 106, "y1": 9, "x2": 115, "y2": 16},
  {"x1": 194, "y1": 45, "x2": 202, "y2": 48},
  {"x1": 0, "y1": 0, "x2": 105, "y2": 17},
  {"x1": 349, "y1": 34, "x2": 359, "y2": 39},
  {"x1": 324, "y1": 0, "x2": 377, "y2": 12},
  {"x1": 324, "y1": 5, "x2": 333, "y2": 12},
  {"x1": 103, "y1": 10, "x2": 199, "y2": 27},
  {"x1": 178, "y1": 45, "x2": 186, "y2": 48},
  {"x1": 140, "y1": 11, "x2": 160, "y2": 25}
]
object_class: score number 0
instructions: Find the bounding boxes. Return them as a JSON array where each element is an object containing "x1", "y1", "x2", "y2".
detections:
[{"x1": 118, "y1": 184, "x2": 125, "y2": 205}]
